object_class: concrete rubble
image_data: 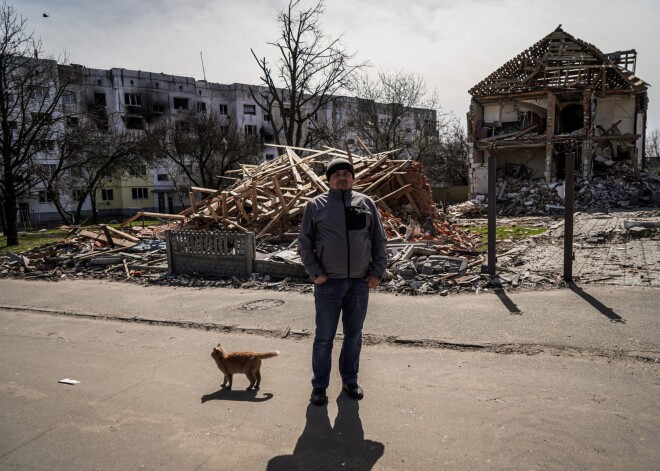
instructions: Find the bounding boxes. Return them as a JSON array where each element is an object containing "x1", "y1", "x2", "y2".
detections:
[{"x1": 453, "y1": 161, "x2": 660, "y2": 218}]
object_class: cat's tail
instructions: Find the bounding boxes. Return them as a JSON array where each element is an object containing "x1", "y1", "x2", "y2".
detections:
[{"x1": 254, "y1": 351, "x2": 280, "y2": 359}]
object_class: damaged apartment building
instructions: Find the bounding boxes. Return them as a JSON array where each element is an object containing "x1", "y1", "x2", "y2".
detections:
[
  {"x1": 467, "y1": 26, "x2": 649, "y2": 199},
  {"x1": 25, "y1": 64, "x2": 436, "y2": 223}
]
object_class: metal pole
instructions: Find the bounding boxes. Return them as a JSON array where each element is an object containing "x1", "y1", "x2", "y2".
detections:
[
  {"x1": 487, "y1": 144, "x2": 497, "y2": 276},
  {"x1": 563, "y1": 148, "x2": 575, "y2": 282}
]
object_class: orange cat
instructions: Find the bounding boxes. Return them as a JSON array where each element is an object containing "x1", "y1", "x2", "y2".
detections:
[{"x1": 211, "y1": 344, "x2": 279, "y2": 390}]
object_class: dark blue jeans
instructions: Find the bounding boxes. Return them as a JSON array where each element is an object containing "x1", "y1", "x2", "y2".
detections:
[{"x1": 312, "y1": 278, "x2": 369, "y2": 389}]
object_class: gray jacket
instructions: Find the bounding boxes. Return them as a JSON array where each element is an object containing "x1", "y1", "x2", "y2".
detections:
[{"x1": 298, "y1": 188, "x2": 388, "y2": 280}]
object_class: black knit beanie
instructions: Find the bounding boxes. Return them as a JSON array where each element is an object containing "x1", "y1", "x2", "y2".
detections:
[{"x1": 325, "y1": 157, "x2": 355, "y2": 180}]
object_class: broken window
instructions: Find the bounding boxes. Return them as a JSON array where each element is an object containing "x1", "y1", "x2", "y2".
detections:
[
  {"x1": 173, "y1": 97, "x2": 189, "y2": 110},
  {"x1": 559, "y1": 104, "x2": 583, "y2": 133},
  {"x1": 101, "y1": 189, "x2": 114, "y2": 201},
  {"x1": 94, "y1": 92, "x2": 107, "y2": 107},
  {"x1": 243, "y1": 104, "x2": 256, "y2": 115},
  {"x1": 196, "y1": 102, "x2": 207, "y2": 113},
  {"x1": 157, "y1": 174, "x2": 169, "y2": 181},
  {"x1": 131, "y1": 187, "x2": 149, "y2": 200},
  {"x1": 244, "y1": 125, "x2": 257, "y2": 135},
  {"x1": 125, "y1": 93, "x2": 142, "y2": 107},
  {"x1": 219, "y1": 104, "x2": 228, "y2": 115}
]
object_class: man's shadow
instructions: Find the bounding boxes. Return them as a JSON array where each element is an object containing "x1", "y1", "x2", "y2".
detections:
[
  {"x1": 267, "y1": 393, "x2": 385, "y2": 470},
  {"x1": 201, "y1": 388, "x2": 274, "y2": 403}
]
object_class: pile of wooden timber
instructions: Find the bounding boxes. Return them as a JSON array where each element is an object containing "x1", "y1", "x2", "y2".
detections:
[{"x1": 120, "y1": 145, "x2": 475, "y2": 250}]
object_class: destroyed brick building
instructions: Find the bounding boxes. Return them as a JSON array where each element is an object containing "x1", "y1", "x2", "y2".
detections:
[{"x1": 467, "y1": 26, "x2": 649, "y2": 199}]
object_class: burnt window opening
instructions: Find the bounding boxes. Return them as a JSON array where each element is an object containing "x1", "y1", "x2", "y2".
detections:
[
  {"x1": 124, "y1": 116, "x2": 144, "y2": 130},
  {"x1": 560, "y1": 104, "x2": 583, "y2": 133},
  {"x1": 94, "y1": 92, "x2": 107, "y2": 107},
  {"x1": 157, "y1": 174, "x2": 169, "y2": 181},
  {"x1": 173, "y1": 97, "x2": 189, "y2": 110},
  {"x1": 196, "y1": 102, "x2": 207, "y2": 113}
]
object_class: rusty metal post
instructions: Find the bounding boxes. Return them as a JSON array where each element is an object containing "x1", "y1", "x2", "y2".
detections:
[
  {"x1": 563, "y1": 150, "x2": 575, "y2": 282},
  {"x1": 487, "y1": 144, "x2": 497, "y2": 276}
]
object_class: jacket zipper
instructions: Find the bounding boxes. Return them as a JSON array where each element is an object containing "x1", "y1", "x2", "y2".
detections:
[{"x1": 342, "y1": 190, "x2": 350, "y2": 277}]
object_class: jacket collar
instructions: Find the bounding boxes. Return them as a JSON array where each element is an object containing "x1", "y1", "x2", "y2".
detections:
[{"x1": 329, "y1": 188, "x2": 353, "y2": 200}]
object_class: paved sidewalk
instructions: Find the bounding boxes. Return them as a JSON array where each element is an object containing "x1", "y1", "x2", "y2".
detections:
[{"x1": 0, "y1": 279, "x2": 658, "y2": 357}]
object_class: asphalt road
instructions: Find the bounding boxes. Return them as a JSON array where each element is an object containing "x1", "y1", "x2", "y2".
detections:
[{"x1": 0, "y1": 279, "x2": 658, "y2": 470}]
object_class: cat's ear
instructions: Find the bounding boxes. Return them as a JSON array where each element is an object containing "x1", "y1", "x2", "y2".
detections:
[{"x1": 217, "y1": 343, "x2": 221, "y2": 348}]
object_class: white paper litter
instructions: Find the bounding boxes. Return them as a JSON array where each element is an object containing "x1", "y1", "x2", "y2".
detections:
[{"x1": 58, "y1": 378, "x2": 80, "y2": 385}]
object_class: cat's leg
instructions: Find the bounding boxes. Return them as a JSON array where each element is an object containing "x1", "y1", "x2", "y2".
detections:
[
  {"x1": 254, "y1": 368, "x2": 261, "y2": 389},
  {"x1": 222, "y1": 373, "x2": 229, "y2": 388},
  {"x1": 246, "y1": 370, "x2": 256, "y2": 390}
]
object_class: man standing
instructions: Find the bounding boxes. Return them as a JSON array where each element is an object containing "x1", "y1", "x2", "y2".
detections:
[{"x1": 298, "y1": 157, "x2": 388, "y2": 406}]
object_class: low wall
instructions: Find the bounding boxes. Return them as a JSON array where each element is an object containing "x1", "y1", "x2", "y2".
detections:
[
  {"x1": 166, "y1": 230, "x2": 255, "y2": 277},
  {"x1": 166, "y1": 230, "x2": 309, "y2": 279}
]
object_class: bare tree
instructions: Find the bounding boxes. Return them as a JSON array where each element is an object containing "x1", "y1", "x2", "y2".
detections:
[
  {"x1": 645, "y1": 128, "x2": 659, "y2": 157},
  {"x1": 0, "y1": 3, "x2": 79, "y2": 244},
  {"x1": 31, "y1": 116, "x2": 89, "y2": 224},
  {"x1": 250, "y1": 0, "x2": 365, "y2": 148},
  {"x1": 418, "y1": 117, "x2": 469, "y2": 186},
  {"x1": 145, "y1": 112, "x2": 261, "y2": 190},
  {"x1": 350, "y1": 70, "x2": 440, "y2": 158}
]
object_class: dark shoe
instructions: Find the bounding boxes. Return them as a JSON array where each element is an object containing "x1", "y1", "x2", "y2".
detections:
[
  {"x1": 310, "y1": 387, "x2": 328, "y2": 406},
  {"x1": 342, "y1": 383, "x2": 364, "y2": 400}
]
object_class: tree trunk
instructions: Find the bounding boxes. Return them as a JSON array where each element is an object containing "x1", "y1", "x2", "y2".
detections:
[
  {"x1": 3, "y1": 193, "x2": 18, "y2": 246},
  {"x1": 90, "y1": 193, "x2": 99, "y2": 224},
  {"x1": 2, "y1": 162, "x2": 19, "y2": 245}
]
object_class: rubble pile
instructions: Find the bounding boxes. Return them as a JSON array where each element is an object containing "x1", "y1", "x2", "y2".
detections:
[
  {"x1": 0, "y1": 225, "x2": 169, "y2": 283},
  {"x1": 451, "y1": 161, "x2": 660, "y2": 218}
]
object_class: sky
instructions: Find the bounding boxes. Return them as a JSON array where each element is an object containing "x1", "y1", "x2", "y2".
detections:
[{"x1": 17, "y1": 0, "x2": 660, "y2": 132}]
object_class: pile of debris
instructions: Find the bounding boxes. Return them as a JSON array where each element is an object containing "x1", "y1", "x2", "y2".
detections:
[
  {"x1": 1, "y1": 145, "x2": 487, "y2": 294},
  {"x1": 452, "y1": 161, "x2": 660, "y2": 218},
  {"x1": 123, "y1": 146, "x2": 454, "y2": 244},
  {"x1": 1, "y1": 225, "x2": 169, "y2": 282}
]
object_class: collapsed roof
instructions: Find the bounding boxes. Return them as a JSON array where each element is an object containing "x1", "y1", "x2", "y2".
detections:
[{"x1": 469, "y1": 26, "x2": 648, "y2": 98}]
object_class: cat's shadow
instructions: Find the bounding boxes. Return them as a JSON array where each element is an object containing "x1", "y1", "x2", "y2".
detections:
[{"x1": 201, "y1": 387, "x2": 274, "y2": 403}]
